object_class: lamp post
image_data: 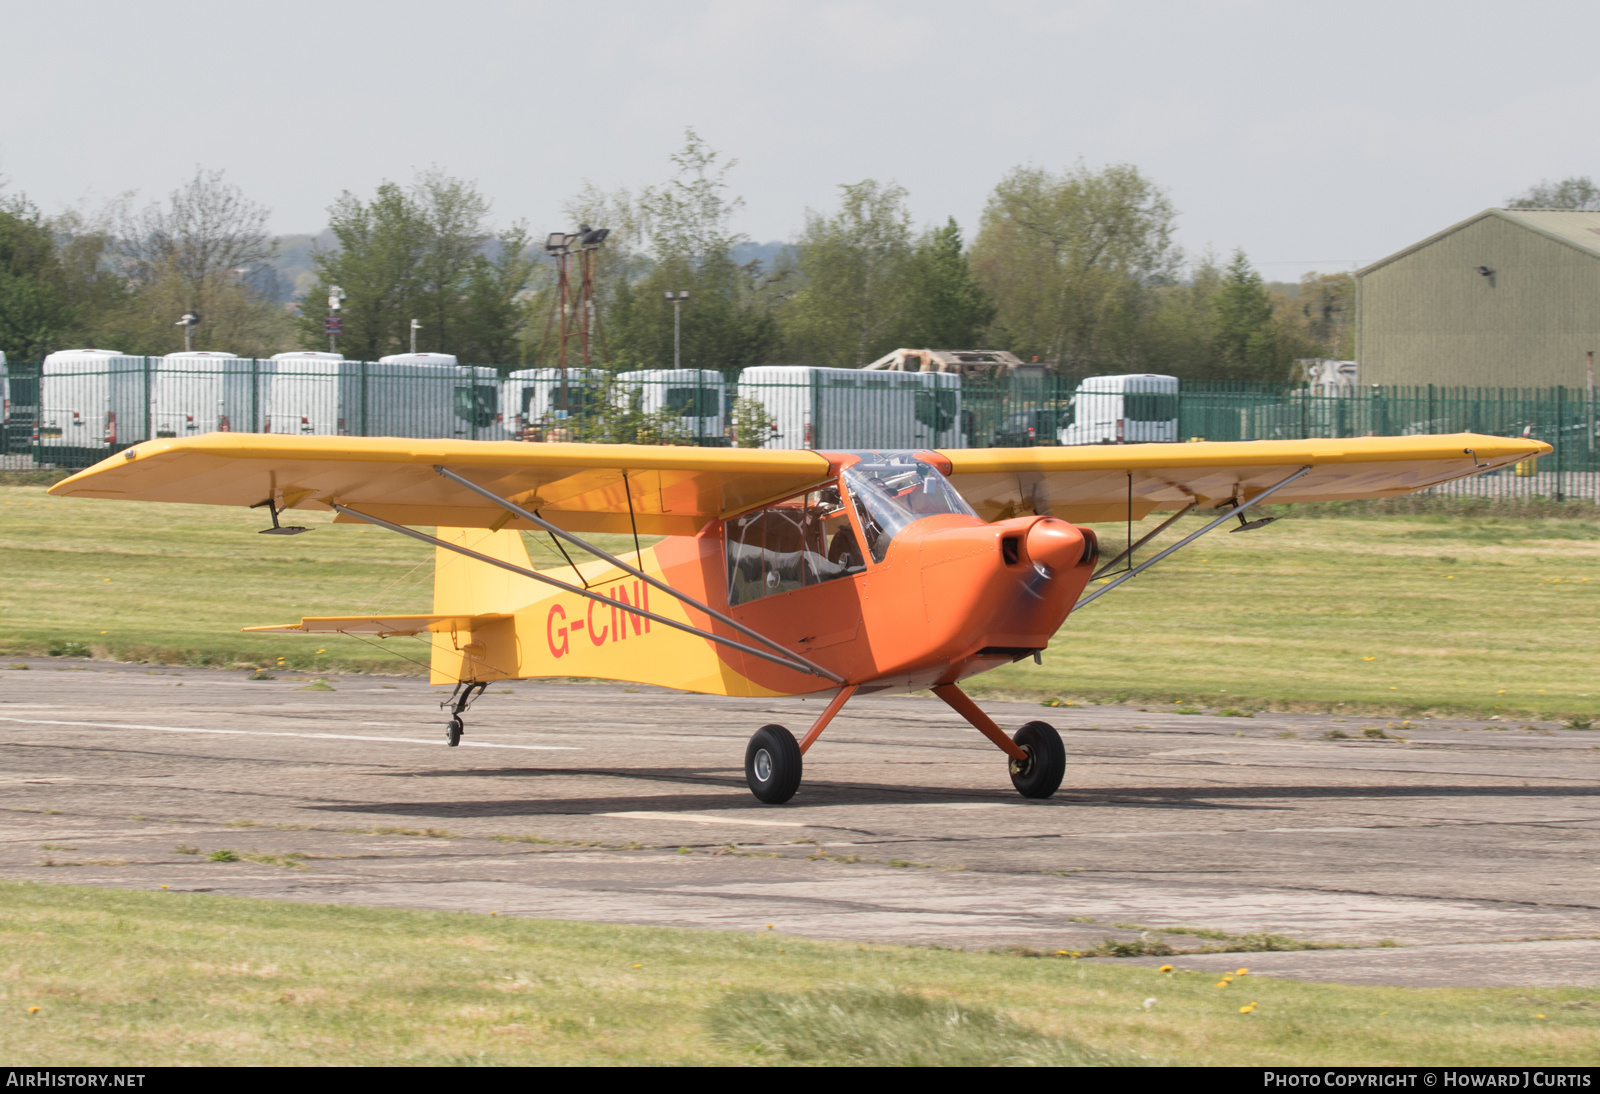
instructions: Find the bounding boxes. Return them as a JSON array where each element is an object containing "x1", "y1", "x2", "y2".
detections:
[
  {"x1": 175, "y1": 311, "x2": 200, "y2": 352},
  {"x1": 410, "y1": 318, "x2": 421, "y2": 355},
  {"x1": 665, "y1": 290, "x2": 689, "y2": 371}
]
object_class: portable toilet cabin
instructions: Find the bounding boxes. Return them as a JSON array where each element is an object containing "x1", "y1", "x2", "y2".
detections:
[
  {"x1": 39, "y1": 350, "x2": 148, "y2": 457},
  {"x1": 614, "y1": 369, "x2": 725, "y2": 443},
  {"x1": 373, "y1": 354, "x2": 506, "y2": 439},
  {"x1": 151, "y1": 352, "x2": 263, "y2": 438},
  {"x1": 265, "y1": 352, "x2": 347, "y2": 435},
  {"x1": 736, "y1": 366, "x2": 962, "y2": 450},
  {"x1": 1057, "y1": 373, "x2": 1179, "y2": 446},
  {"x1": 503, "y1": 367, "x2": 605, "y2": 440}
]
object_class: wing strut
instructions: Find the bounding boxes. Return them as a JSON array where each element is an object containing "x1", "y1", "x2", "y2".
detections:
[
  {"x1": 432, "y1": 464, "x2": 844, "y2": 683},
  {"x1": 1091, "y1": 501, "x2": 1196, "y2": 580},
  {"x1": 1073, "y1": 466, "x2": 1312, "y2": 611},
  {"x1": 329, "y1": 502, "x2": 845, "y2": 685}
]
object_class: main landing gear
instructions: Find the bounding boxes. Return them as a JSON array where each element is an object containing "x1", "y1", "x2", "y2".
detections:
[{"x1": 741, "y1": 682, "x2": 1067, "y2": 804}]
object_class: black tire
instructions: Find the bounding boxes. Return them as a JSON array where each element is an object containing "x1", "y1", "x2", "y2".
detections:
[
  {"x1": 745, "y1": 724, "x2": 802, "y2": 804},
  {"x1": 1009, "y1": 720, "x2": 1065, "y2": 799},
  {"x1": 446, "y1": 716, "x2": 464, "y2": 747}
]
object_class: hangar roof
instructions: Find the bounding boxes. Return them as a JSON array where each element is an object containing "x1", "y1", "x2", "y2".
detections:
[{"x1": 1358, "y1": 208, "x2": 1600, "y2": 277}]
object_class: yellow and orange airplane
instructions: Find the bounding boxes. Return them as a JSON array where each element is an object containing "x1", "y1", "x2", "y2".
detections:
[{"x1": 49, "y1": 431, "x2": 1546, "y2": 803}]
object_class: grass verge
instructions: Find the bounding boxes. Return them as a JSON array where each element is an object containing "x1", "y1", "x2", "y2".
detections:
[{"x1": 1, "y1": 881, "x2": 1596, "y2": 1066}]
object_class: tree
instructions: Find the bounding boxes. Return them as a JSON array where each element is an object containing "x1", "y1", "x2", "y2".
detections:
[
  {"x1": 116, "y1": 168, "x2": 292, "y2": 355},
  {"x1": 782, "y1": 180, "x2": 918, "y2": 367},
  {"x1": 970, "y1": 163, "x2": 1179, "y2": 376},
  {"x1": 570, "y1": 131, "x2": 780, "y2": 374},
  {"x1": 1211, "y1": 250, "x2": 1283, "y2": 382},
  {"x1": 900, "y1": 218, "x2": 994, "y2": 348},
  {"x1": 304, "y1": 171, "x2": 534, "y2": 364},
  {"x1": 0, "y1": 194, "x2": 127, "y2": 361},
  {"x1": 1506, "y1": 176, "x2": 1600, "y2": 210}
]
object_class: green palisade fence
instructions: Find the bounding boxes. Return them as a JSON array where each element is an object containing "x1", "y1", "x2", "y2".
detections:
[{"x1": 3, "y1": 362, "x2": 1595, "y2": 502}]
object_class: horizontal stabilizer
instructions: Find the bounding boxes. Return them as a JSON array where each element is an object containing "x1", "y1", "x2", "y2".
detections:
[{"x1": 243, "y1": 613, "x2": 510, "y2": 637}]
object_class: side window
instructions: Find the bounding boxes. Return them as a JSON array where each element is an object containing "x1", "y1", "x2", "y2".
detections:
[{"x1": 726, "y1": 485, "x2": 865, "y2": 606}]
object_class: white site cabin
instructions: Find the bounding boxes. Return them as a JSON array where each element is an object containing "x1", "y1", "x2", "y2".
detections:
[
  {"x1": 736, "y1": 366, "x2": 963, "y2": 450},
  {"x1": 149, "y1": 352, "x2": 263, "y2": 439},
  {"x1": 262, "y1": 352, "x2": 346, "y2": 435},
  {"x1": 503, "y1": 367, "x2": 605, "y2": 438},
  {"x1": 1057, "y1": 373, "x2": 1180, "y2": 446},
  {"x1": 614, "y1": 369, "x2": 726, "y2": 442},
  {"x1": 373, "y1": 354, "x2": 508, "y2": 440},
  {"x1": 38, "y1": 350, "x2": 149, "y2": 451}
]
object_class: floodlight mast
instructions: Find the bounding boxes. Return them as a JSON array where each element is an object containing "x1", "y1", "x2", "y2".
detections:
[{"x1": 539, "y1": 226, "x2": 609, "y2": 435}]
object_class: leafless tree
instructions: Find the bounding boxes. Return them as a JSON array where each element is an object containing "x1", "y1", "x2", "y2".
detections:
[{"x1": 120, "y1": 167, "x2": 276, "y2": 306}]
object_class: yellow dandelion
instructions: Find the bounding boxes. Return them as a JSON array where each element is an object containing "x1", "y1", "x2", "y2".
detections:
[
  {"x1": 1157, "y1": 964, "x2": 1174, "y2": 973},
  {"x1": 490, "y1": 911, "x2": 499, "y2": 916},
  {"x1": 1240, "y1": 1003, "x2": 1256, "y2": 1013},
  {"x1": 100, "y1": 631, "x2": 107, "y2": 635},
  {"x1": 766, "y1": 924, "x2": 774, "y2": 930},
  {"x1": 631, "y1": 963, "x2": 642, "y2": 969},
  {"x1": 1535, "y1": 1014, "x2": 1546, "y2": 1019},
  {"x1": 316, "y1": 649, "x2": 327, "y2": 654},
  {"x1": 159, "y1": 885, "x2": 169, "y2": 890},
  {"x1": 1055, "y1": 950, "x2": 1069, "y2": 956},
  {"x1": 1215, "y1": 980, "x2": 1231, "y2": 988},
  {"x1": 27, "y1": 1006, "x2": 40, "y2": 1014},
  {"x1": 1236, "y1": 968, "x2": 1249, "y2": 976}
]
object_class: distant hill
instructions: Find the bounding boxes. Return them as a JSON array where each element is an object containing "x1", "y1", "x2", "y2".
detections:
[
  {"x1": 265, "y1": 232, "x2": 335, "y2": 304},
  {"x1": 732, "y1": 240, "x2": 794, "y2": 272}
]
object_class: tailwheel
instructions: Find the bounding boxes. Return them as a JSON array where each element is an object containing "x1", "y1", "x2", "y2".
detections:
[
  {"x1": 446, "y1": 716, "x2": 464, "y2": 747},
  {"x1": 745, "y1": 724, "x2": 802, "y2": 804},
  {"x1": 1008, "y1": 721, "x2": 1065, "y2": 799}
]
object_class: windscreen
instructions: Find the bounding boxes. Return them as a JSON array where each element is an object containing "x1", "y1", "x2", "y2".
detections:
[{"x1": 841, "y1": 454, "x2": 977, "y2": 563}]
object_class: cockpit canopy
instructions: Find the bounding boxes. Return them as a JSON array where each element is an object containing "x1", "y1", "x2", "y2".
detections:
[{"x1": 841, "y1": 452, "x2": 977, "y2": 563}]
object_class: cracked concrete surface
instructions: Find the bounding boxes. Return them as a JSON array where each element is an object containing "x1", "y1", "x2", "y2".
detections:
[{"x1": 2, "y1": 659, "x2": 1598, "y2": 988}]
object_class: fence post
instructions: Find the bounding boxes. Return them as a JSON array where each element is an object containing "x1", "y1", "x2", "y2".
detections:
[
  {"x1": 360, "y1": 361, "x2": 369, "y2": 437},
  {"x1": 1556, "y1": 386, "x2": 1566, "y2": 502}
]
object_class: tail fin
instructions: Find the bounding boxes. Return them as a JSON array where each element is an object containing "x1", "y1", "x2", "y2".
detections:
[{"x1": 431, "y1": 527, "x2": 542, "y2": 683}]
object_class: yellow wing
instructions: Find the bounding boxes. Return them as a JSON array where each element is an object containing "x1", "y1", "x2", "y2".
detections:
[
  {"x1": 47, "y1": 434, "x2": 835, "y2": 536},
  {"x1": 938, "y1": 434, "x2": 1550, "y2": 523}
]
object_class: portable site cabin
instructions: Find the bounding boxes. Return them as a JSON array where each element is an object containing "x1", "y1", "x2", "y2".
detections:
[
  {"x1": 38, "y1": 350, "x2": 149, "y2": 454},
  {"x1": 264, "y1": 352, "x2": 347, "y2": 435},
  {"x1": 150, "y1": 352, "x2": 263, "y2": 439},
  {"x1": 1057, "y1": 374, "x2": 1179, "y2": 446},
  {"x1": 503, "y1": 367, "x2": 605, "y2": 439},
  {"x1": 736, "y1": 366, "x2": 962, "y2": 451},
  {"x1": 373, "y1": 353, "x2": 507, "y2": 440},
  {"x1": 614, "y1": 369, "x2": 725, "y2": 443}
]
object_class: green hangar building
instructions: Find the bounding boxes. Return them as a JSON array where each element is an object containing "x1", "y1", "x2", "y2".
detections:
[{"x1": 1356, "y1": 209, "x2": 1600, "y2": 389}]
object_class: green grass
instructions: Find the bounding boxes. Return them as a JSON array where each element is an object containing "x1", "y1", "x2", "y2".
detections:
[
  {"x1": 3, "y1": 485, "x2": 1597, "y2": 716},
  {"x1": 0, "y1": 485, "x2": 656, "y2": 674},
  {"x1": 979, "y1": 505, "x2": 1600, "y2": 718},
  {"x1": 2, "y1": 881, "x2": 1595, "y2": 1066}
]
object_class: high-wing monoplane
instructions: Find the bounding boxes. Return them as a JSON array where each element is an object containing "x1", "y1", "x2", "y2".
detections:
[{"x1": 49, "y1": 431, "x2": 1546, "y2": 803}]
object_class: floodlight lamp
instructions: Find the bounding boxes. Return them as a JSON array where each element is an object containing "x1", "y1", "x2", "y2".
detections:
[
  {"x1": 581, "y1": 227, "x2": 610, "y2": 246},
  {"x1": 546, "y1": 232, "x2": 567, "y2": 253}
]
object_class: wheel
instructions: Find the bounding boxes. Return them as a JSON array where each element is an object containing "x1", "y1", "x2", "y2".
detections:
[
  {"x1": 1008, "y1": 720, "x2": 1065, "y2": 799},
  {"x1": 745, "y1": 724, "x2": 802, "y2": 804},
  {"x1": 446, "y1": 716, "x2": 464, "y2": 747}
]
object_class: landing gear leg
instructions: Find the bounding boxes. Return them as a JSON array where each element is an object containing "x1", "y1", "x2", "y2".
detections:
[
  {"x1": 443, "y1": 680, "x2": 487, "y2": 747},
  {"x1": 931, "y1": 683, "x2": 1066, "y2": 799}
]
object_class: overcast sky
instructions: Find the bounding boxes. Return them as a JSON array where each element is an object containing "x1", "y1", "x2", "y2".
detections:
[{"x1": 3, "y1": 0, "x2": 1594, "y2": 281}]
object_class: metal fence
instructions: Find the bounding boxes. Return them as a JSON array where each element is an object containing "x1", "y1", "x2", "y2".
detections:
[{"x1": 3, "y1": 360, "x2": 1596, "y2": 501}]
